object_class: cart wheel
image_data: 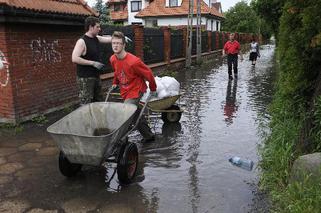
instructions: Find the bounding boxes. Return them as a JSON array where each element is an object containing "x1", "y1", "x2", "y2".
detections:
[
  {"x1": 59, "y1": 151, "x2": 82, "y2": 177},
  {"x1": 117, "y1": 142, "x2": 138, "y2": 184},
  {"x1": 161, "y1": 105, "x2": 182, "y2": 123}
]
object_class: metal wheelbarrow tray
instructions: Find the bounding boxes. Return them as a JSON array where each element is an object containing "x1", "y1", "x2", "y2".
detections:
[
  {"x1": 145, "y1": 94, "x2": 184, "y2": 123},
  {"x1": 47, "y1": 102, "x2": 139, "y2": 184}
]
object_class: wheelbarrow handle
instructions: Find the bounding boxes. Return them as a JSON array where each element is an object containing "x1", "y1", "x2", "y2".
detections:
[
  {"x1": 105, "y1": 85, "x2": 119, "y2": 102},
  {"x1": 120, "y1": 94, "x2": 152, "y2": 141}
]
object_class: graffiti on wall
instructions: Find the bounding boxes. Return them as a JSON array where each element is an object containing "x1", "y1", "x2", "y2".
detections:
[
  {"x1": 30, "y1": 38, "x2": 62, "y2": 64},
  {"x1": 0, "y1": 50, "x2": 10, "y2": 87}
]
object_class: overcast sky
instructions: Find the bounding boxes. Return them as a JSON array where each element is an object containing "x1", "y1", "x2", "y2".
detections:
[{"x1": 85, "y1": 0, "x2": 245, "y2": 12}]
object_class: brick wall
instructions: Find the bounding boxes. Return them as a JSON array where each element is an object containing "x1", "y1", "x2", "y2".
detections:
[
  {"x1": 0, "y1": 23, "x2": 83, "y2": 123},
  {"x1": 0, "y1": 24, "x2": 15, "y2": 123}
]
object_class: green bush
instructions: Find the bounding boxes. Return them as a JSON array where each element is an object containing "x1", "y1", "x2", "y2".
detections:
[
  {"x1": 259, "y1": 0, "x2": 321, "y2": 211},
  {"x1": 31, "y1": 115, "x2": 48, "y2": 125}
]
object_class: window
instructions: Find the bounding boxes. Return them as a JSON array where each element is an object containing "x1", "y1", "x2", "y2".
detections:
[
  {"x1": 131, "y1": 1, "x2": 142, "y2": 12},
  {"x1": 146, "y1": 19, "x2": 158, "y2": 27},
  {"x1": 169, "y1": 0, "x2": 178, "y2": 7},
  {"x1": 114, "y1": 4, "x2": 121, "y2": 11}
]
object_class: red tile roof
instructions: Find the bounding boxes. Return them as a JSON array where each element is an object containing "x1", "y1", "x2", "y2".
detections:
[
  {"x1": 0, "y1": 0, "x2": 98, "y2": 16},
  {"x1": 136, "y1": 0, "x2": 224, "y2": 18},
  {"x1": 110, "y1": 10, "x2": 128, "y2": 20}
]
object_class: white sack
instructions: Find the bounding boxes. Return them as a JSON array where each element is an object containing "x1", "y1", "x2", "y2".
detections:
[{"x1": 141, "y1": 76, "x2": 180, "y2": 102}]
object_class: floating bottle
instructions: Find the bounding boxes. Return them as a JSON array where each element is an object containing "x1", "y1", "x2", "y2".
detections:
[{"x1": 229, "y1": 156, "x2": 254, "y2": 171}]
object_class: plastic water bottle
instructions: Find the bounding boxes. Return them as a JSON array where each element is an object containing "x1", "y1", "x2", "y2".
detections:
[{"x1": 229, "y1": 156, "x2": 254, "y2": 171}]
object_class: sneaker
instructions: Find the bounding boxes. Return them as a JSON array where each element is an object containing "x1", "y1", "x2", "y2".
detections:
[
  {"x1": 234, "y1": 74, "x2": 238, "y2": 79},
  {"x1": 141, "y1": 135, "x2": 155, "y2": 143}
]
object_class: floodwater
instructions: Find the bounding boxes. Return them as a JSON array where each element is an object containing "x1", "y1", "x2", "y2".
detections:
[{"x1": 0, "y1": 45, "x2": 275, "y2": 212}]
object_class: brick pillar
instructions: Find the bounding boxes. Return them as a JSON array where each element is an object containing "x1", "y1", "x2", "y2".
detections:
[
  {"x1": 133, "y1": 24, "x2": 144, "y2": 60},
  {"x1": 162, "y1": 26, "x2": 171, "y2": 64},
  {"x1": 182, "y1": 27, "x2": 187, "y2": 57},
  {"x1": 222, "y1": 32, "x2": 225, "y2": 48},
  {"x1": 216, "y1": 31, "x2": 219, "y2": 49},
  {"x1": 207, "y1": 31, "x2": 211, "y2": 52}
]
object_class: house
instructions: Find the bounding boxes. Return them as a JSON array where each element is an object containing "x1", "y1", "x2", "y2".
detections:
[
  {"x1": 107, "y1": 0, "x2": 224, "y2": 31},
  {"x1": 108, "y1": 0, "x2": 129, "y2": 25},
  {"x1": 0, "y1": 0, "x2": 97, "y2": 123}
]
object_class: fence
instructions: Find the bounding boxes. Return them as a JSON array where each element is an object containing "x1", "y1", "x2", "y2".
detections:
[{"x1": 100, "y1": 25, "x2": 258, "y2": 70}]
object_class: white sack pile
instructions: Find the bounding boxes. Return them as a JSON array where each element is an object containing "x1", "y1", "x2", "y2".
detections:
[{"x1": 141, "y1": 76, "x2": 180, "y2": 102}]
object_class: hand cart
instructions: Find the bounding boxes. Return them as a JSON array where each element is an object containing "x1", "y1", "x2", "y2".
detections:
[{"x1": 47, "y1": 88, "x2": 151, "y2": 184}]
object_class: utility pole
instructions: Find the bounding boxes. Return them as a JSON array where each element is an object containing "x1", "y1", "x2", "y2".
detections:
[
  {"x1": 185, "y1": 0, "x2": 194, "y2": 68},
  {"x1": 196, "y1": 0, "x2": 201, "y2": 64}
]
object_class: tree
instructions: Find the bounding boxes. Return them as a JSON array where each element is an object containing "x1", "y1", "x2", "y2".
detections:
[
  {"x1": 251, "y1": 0, "x2": 285, "y2": 37},
  {"x1": 93, "y1": 0, "x2": 110, "y2": 24},
  {"x1": 222, "y1": 1, "x2": 259, "y2": 33}
]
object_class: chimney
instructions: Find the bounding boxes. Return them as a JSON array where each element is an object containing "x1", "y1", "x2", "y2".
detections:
[{"x1": 212, "y1": 2, "x2": 220, "y2": 11}]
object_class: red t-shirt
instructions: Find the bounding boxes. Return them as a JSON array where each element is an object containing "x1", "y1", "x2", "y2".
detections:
[
  {"x1": 224, "y1": 40, "x2": 240, "y2": 54},
  {"x1": 110, "y1": 52, "x2": 157, "y2": 100}
]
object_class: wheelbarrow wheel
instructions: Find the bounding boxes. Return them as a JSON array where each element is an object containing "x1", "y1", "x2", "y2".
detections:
[
  {"x1": 117, "y1": 142, "x2": 138, "y2": 184},
  {"x1": 161, "y1": 105, "x2": 182, "y2": 123},
  {"x1": 59, "y1": 151, "x2": 82, "y2": 177}
]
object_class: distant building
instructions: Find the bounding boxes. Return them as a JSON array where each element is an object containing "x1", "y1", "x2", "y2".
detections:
[{"x1": 107, "y1": 0, "x2": 224, "y2": 31}]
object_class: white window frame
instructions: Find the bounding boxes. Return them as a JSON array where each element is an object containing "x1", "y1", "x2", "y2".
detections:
[{"x1": 131, "y1": 1, "x2": 142, "y2": 12}]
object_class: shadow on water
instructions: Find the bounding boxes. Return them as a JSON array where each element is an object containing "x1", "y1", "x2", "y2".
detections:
[{"x1": 0, "y1": 45, "x2": 275, "y2": 212}]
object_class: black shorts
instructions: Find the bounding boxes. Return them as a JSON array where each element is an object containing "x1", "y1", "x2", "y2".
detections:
[{"x1": 249, "y1": 52, "x2": 258, "y2": 61}]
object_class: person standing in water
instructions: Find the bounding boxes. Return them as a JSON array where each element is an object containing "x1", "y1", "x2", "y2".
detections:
[
  {"x1": 249, "y1": 38, "x2": 260, "y2": 66},
  {"x1": 222, "y1": 33, "x2": 243, "y2": 80},
  {"x1": 110, "y1": 31, "x2": 157, "y2": 143}
]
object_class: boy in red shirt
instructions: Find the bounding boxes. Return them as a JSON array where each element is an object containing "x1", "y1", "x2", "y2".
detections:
[
  {"x1": 110, "y1": 31, "x2": 157, "y2": 142},
  {"x1": 222, "y1": 33, "x2": 243, "y2": 80}
]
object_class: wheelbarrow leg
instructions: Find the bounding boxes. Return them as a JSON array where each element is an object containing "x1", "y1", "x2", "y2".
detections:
[{"x1": 59, "y1": 151, "x2": 82, "y2": 177}]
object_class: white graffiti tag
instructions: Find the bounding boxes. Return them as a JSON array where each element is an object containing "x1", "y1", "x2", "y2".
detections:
[
  {"x1": 0, "y1": 50, "x2": 10, "y2": 87},
  {"x1": 30, "y1": 38, "x2": 62, "y2": 64}
]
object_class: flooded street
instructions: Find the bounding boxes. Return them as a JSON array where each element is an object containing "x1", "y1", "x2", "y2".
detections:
[{"x1": 0, "y1": 45, "x2": 275, "y2": 212}]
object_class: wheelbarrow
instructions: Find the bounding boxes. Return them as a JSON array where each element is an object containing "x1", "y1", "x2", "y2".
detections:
[
  {"x1": 143, "y1": 94, "x2": 183, "y2": 123},
  {"x1": 109, "y1": 92, "x2": 183, "y2": 123},
  {"x1": 47, "y1": 88, "x2": 151, "y2": 184}
]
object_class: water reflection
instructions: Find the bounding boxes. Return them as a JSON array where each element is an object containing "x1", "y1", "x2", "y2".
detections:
[
  {"x1": 162, "y1": 122, "x2": 182, "y2": 137},
  {"x1": 223, "y1": 79, "x2": 238, "y2": 125},
  {"x1": 140, "y1": 122, "x2": 183, "y2": 169}
]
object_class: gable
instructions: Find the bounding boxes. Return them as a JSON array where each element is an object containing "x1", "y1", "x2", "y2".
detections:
[{"x1": 136, "y1": 0, "x2": 224, "y2": 19}]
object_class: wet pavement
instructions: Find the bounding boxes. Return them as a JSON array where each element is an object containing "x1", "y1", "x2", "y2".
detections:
[{"x1": 0, "y1": 45, "x2": 275, "y2": 213}]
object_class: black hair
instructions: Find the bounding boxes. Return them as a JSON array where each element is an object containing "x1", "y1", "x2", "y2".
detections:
[{"x1": 84, "y1": 16, "x2": 100, "y2": 31}]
